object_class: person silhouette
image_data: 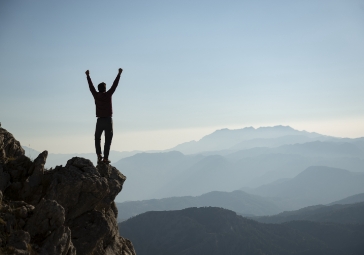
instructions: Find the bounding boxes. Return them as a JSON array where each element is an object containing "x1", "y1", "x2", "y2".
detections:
[{"x1": 85, "y1": 68, "x2": 123, "y2": 164}]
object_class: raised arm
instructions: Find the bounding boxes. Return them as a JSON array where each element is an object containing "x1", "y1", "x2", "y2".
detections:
[
  {"x1": 85, "y1": 70, "x2": 97, "y2": 97},
  {"x1": 107, "y1": 68, "x2": 123, "y2": 95}
]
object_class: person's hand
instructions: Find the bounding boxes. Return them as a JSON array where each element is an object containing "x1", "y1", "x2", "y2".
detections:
[
  {"x1": 118, "y1": 68, "x2": 123, "y2": 75},
  {"x1": 85, "y1": 70, "x2": 90, "y2": 76}
]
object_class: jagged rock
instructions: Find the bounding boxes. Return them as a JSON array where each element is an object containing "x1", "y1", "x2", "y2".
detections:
[
  {"x1": 0, "y1": 164, "x2": 10, "y2": 192},
  {"x1": 8, "y1": 230, "x2": 30, "y2": 251},
  {"x1": 0, "y1": 126, "x2": 136, "y2": 255},
  {"x1": 43, "y1": 157, "x2": 131, "y2": 254},
  {"x1": 22, "y1": 199, "x2": 75, "y2": 253},
  {"x1": 4, "y1": 153, "x2": 46, "y2": 205},
  {"x1": 0, "y1": 127, "x2": 25, "y2": 163},
  {"x1": 20, "y1": 151, "x2": 48, "y2": 205},
  {"x1": 27, "y1": 150, "x2": 47, "y2": 182},
  {"x1": 39, "y1": 226, "x2": 76, "y2": 255},
  {"x1": 25, "y1": 199, "x2": 65, "y2": 240},
  {"x1": 70, "y1": 206, "x2": 135, "y2": 255},
  {"x1": 116, "y1": 237, "x2": 136, "y2": 255},
  {"x1": 44, "y1": 157, "x2": 126, "y2": 221}
]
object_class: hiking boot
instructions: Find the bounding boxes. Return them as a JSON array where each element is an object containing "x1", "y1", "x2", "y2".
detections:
[
  {"x1": 97, "y1": 155, "x2": 103, "y2": 163},
  {"x1": 103, "y1": 158, "x2": 111, "y2": 164}
]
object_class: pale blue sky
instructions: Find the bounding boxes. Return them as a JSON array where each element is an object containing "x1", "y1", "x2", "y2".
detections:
[{"x1": 1, "y1": 0, "x2": 364, "y2": 153}]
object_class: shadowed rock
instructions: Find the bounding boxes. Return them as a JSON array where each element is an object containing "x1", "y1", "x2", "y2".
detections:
[
  {"x1": 8, "y1": 230, "x2": 30, "y2": 253},
  {"x1": 0, "y1": 126, "x2": 136, "y2": 255},
  {"x1": 25, "y1": 199, "x2": 66, "y2": 240},
  {"x1": 0, "y1": 127, "x2": 24, "y2": 164},
  {"x1": 44, "y1": 157, "x2": 126, "y2": 221}
]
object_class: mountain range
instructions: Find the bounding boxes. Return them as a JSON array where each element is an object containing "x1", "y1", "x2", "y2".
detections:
[
  {"x1": 119, "y1": 206, "x2": 364, "y2": 255},
  {"x1": 328, "y1": 192, "x2": 364, "y2": 205},
  {"x1": 115, "y1": 143, "x2": 364, "y2": 202},
  {"x1": 241, "y1": 165, "x2": 364, "y2": 210},
  {"x1": 116, "y1": 190, "x2": 281, "y2": 222},
  {"x1": 253, "y1": 201, "x2": 364, "y2": 224},
  {"x1": 116, "y1": 166, "x2": 364, "y2": 222}
]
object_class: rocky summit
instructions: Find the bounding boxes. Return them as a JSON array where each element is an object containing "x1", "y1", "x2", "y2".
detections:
[{"x1": 0, "y1": 126, "x2": 136, "y2": 255}]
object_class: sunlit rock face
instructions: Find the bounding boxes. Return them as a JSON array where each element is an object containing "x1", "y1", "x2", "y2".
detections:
[{"x1": 0, "y1": 126, "x2": 136, "y2": 255}]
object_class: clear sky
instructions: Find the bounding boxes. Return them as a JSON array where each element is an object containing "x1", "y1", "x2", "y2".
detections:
[{"x1": 1, "y1": 0, "x2": 364, "y2": 153}]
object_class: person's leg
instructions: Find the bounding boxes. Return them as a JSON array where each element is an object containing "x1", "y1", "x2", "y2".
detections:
[
  {"x1": 94, "y1": 118, "x2": 103, "y2": 160},
  {"x1": 103, "y1": 117, "x2": 113, "y2": 161}
]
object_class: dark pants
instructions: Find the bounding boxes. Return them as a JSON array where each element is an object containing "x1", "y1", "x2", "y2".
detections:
[{"x1": 95, "y1": 117, "x2": 113, "y2": 159}]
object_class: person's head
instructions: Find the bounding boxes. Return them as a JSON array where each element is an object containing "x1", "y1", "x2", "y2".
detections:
[{"x1": 98, "y1": 82, "x2": 106, "y2": 92}]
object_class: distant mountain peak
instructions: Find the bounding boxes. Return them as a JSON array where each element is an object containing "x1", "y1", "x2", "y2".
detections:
[
  {"x1": 215, "y1": 125, "x2": 295, "y2": 132},
  {"x1": 258, "y1": 125, "x2": 292, "y2": 129},
  {"x1": 169, "y1": 125, "x2": 327, "y2": 154}
]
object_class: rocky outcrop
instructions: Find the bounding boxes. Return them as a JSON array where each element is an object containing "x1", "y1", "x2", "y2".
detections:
[
  {"x1": 0, "y1": 127, "x2": 24, "y2": 164},
  {"x1": 0, "y1": 126, "x2": 136, "y2": 255}
]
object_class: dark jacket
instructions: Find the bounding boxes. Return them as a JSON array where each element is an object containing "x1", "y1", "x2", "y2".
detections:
[{"x1": 87, "y1": 74, "x2": 120, "y2": 117}]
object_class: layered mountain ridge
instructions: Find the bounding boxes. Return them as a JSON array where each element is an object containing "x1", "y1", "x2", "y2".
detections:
[
  {"x1": 168, "y1": 125, "x2": 324, "y2": 154},
  {"x1": 242, "y1": 165, "x2": 364, "y2": 209},
  {"x1": 252, "y1": 201, "x2": 364, "y2": 224},
  {"x1": 116, "y1": 190, "x2": 281, "y2": 221},
  {"x1": 115, "y1": 142, "x2": 364, "y2": 202},
  {"x1": 119, "y1": 206, "x2": 364, "y2": 255}
]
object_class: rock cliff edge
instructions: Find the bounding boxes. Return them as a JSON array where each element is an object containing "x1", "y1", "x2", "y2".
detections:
[{"x1": 0, "y1": 126, "x2": 136, "y2": 255}]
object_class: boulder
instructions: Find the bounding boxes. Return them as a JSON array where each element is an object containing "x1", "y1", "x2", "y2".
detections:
[{"x1": 44, "y1": 157, "x2": 126, "y2": 221}]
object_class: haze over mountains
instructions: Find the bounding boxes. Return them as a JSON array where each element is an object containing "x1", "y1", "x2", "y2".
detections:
[
  {"x1": 253, "y1": 201, "x2": 364, "y2": 224},
  {"x1": 328, "y1": 192, "x2": 364, "y2": 205},
  {"x1": 116, "y1": 178, "x2": 364, "y2": 222},
  {"x1": 115, "y1": 126, "x2": 364, "y2": 202},
  {"x1": 241, "y1": 166, "x2": 364, "y2": 210},
  {"x1": 116, "y1": 190, "x2": 281, "y2": 222},
  {"x1": 23, "y1": 126, "x2": 364, "y2": 207},
  {"x1": 119, "y1": 207, "x2": 364, "y2": 255}
]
